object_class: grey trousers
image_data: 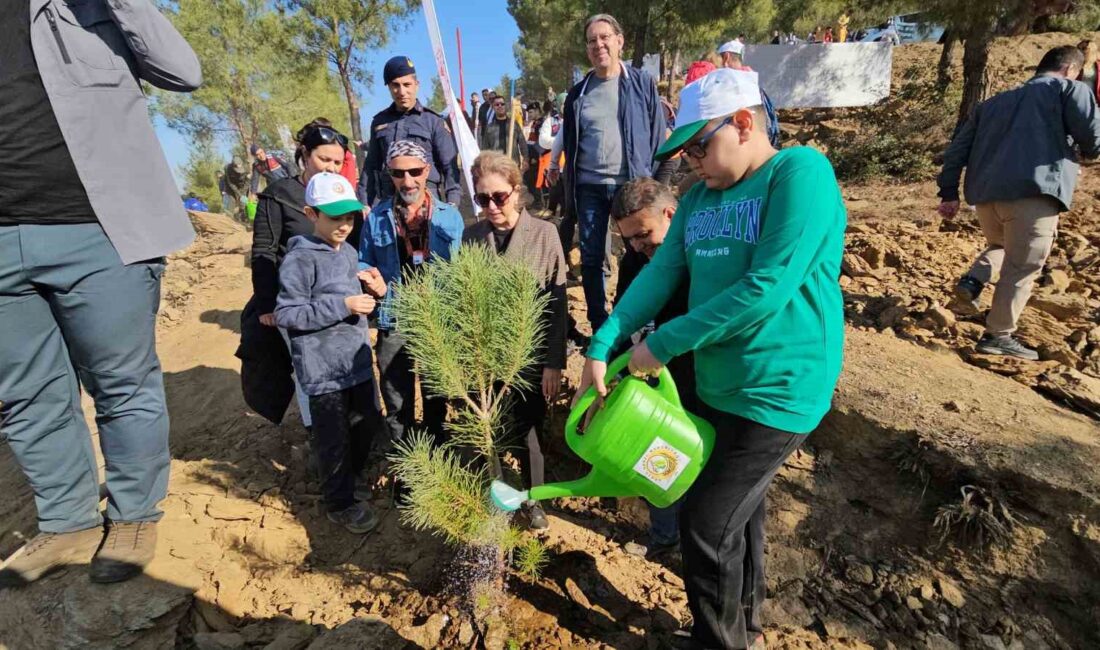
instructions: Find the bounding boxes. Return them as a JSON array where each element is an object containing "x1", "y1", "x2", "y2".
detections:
[
  {"x1": 969, "y1": 197, "x2": 1060, "y2": 336},
  {"x1": 0, "y1": 224, "x2": 170, "y2": 533}
]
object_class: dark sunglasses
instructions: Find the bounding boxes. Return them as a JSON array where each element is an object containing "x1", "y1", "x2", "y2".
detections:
[
  {"x1": 388, "y1": 166, "x2": 428, "y2": 179},
  {"x1": 301, "y1": 127, "x2": 349, "y2": 151},
  {"x1": 474, "y1": 188, "x2": 515, "y2": 209},
  {"x1": 683, "y1": 116, "x2": 733, "y2": 160}
]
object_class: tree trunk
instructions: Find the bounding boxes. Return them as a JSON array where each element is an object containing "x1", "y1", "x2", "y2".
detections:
[
  {"x1": 630, "y1": 4, "x2": 650, "y2": 69},
  {"x1": 936, "y1": 30, "x2": 957, "y2": 92},
  {"x1": 956, "y1": 32, "x2": 992, "y2": 133},
  {"x1": 338, "y1": 63, "x2": 363, "y2": 145}
]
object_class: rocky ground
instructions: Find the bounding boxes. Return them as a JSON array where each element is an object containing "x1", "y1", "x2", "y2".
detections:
[{"x1": 2, "y1": 33, "x2": 1100, "y2": 650}]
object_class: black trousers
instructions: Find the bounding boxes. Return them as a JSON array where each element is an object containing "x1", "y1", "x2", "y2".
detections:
[
  {"x1": 499, "y1": 371, "x2": 548, "y2": 489},
  {"x1": 680, "y1": 404, "x2": 806, "y2": 649},
  {"x1": 307, "y1": 381, "x2": 382, "y2": 512},
  {"x1": 375, "y1": 329, "x2": 447, "y2": 447}
]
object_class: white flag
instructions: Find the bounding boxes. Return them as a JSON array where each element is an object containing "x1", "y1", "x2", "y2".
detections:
[{"x1": 423, "y1": 0, "x2": 480, "y2": 214}]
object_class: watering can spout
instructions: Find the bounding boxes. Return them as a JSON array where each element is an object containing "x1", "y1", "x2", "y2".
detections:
[
  {"x1": 490, "y1": 470, "x2": 635, "y2": 513},
  {"x1": 489, "y1": 480, "x2": 529, "y2": 512},
  {"x1": 528, "y1": 469, "x2": 635, "y2": 502}
]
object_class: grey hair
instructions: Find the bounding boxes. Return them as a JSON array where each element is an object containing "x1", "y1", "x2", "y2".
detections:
[{"x1": 585, "y1": 13, "x2": 623, "y2": 37}]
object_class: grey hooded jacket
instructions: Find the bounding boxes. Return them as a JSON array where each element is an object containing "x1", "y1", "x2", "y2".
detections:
[
  {"x1": 29, "y1": 0, "x2": 202, "y2": 263},
  {"x1": 274, "y1": 236, "x2": 374, "y2": 397}
]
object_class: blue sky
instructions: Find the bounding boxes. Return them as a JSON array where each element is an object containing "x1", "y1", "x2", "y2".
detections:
[{"x1": 156, "y1": 0, "x2": 521, "y2": 187}]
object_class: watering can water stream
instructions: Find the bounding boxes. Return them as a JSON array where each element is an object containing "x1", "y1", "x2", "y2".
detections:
[{"x1": 491, "y1": 353, "x2": 716, "y2": 512}]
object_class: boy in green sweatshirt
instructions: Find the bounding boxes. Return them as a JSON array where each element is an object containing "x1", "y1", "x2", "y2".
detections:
[{"x1": 578, "y1": 69, "x2": 846, "y2": 649}]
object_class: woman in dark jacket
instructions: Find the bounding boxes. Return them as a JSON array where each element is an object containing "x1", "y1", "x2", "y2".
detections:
[{"x1": 238, "y1": 119, "x2": 354, "y2": 425}]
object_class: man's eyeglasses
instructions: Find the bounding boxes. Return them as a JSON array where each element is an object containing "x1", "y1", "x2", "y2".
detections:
[
  {"x1": 388, "y1": 166, "x2": 428, "y2": 179},
  {"x1": 683, "y1": 117, "x2": 733, "y2": 160},
  {"x1": 474, "y1": 188, "x2": 515, "y2": 208},
  {"x1": 301, "y1": 126, "x2": 349, "y2": 150}
]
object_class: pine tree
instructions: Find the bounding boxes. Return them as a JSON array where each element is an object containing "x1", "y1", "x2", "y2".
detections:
[{"x1": 387, "y1": 244, "x2": 550, "y2": 600}]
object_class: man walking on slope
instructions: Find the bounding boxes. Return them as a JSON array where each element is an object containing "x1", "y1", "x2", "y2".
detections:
[
  {"x1": 576, "y1": 69, "x2": 847, "y2": 649},
  {"x1": 939, "y1": 45, "x2": 1100, "y2": 360}
]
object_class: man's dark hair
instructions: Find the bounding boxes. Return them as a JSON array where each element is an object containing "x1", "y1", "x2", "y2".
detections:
[
  {"x1": 1037, "y1": 46, "x2": 1085, "y2": 74},
  {"x1": 610, "y1": 177, "x2": 677, "y2": 221}
]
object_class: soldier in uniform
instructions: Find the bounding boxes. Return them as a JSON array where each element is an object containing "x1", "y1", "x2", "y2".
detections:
[{"x1": 359, "y1": 56, "x2": 462, "y2": 207}]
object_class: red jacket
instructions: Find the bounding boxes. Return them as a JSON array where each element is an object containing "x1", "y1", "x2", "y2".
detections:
[{"x1": 340, "y1": 149, "x2": 358, "y2": 188}]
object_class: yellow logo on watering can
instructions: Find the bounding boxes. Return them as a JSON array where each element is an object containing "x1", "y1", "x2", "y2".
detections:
[{"x1": 634, "y1": 437, "x2": 690, "y2": 490}]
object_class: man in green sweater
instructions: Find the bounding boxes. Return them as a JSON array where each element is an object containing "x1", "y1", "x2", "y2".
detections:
[{"x1": 578, "y1": 69, "x2": 846, "y2": 648}]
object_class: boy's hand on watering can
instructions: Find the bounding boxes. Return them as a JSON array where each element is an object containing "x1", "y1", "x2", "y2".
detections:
[
  {"x1": 573, "y1": 358, "x2": 608, "y2": 430},
  {"x1": 575, "y1": 358, "x2": 608, "y2": 401},
  {"x1": 628, "y1": 341, "x2": 663, "y2": 376}
]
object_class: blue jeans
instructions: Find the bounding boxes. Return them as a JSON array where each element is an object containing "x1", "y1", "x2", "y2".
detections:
[
  {"x1": 649, "y1": 499, "x2": 682, "y2": 546},
  {"x1": 0, "y1": 224, "x2": 170, "y2": 533},
  {"x1": 575, "y1": 183, "x2": 621, "y2": 333}
]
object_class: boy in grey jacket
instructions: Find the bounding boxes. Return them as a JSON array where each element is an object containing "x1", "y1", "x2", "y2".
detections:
[{"x1": 275, "y1": 173, "x2": 384, "y2": 534}]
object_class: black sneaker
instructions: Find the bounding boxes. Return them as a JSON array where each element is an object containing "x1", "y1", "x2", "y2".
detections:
[
  {"x1": 327, "y1": 503, "x2": 380, "y2": 534},
  {"x1": 951, "y1": 276, "x2": 984, "y2": 315},
  {"x1": 976, "y1": 335, "x2": 1039, "y2": 361},
  {"x1": 524, "y1": 501, "x2": 549, "y2": 530}
]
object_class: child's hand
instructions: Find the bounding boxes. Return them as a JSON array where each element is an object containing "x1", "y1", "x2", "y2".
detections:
[
  {"x1": 345, "y1": 294, "x2": 377, "y2": 315},
  {"x1": 358, "y1": 268, "x2": 387, "y2": 297}
]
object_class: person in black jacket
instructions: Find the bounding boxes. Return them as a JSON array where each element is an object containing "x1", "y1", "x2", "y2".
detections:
[
  {"x1": 608, "y1": 178, "x2": 691, "y2": 560},
  {"x1": 237, "y1": 120, "x2": 356, "y2": 426}
]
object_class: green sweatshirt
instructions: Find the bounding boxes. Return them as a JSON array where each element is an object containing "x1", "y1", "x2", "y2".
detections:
[{"x1": 588, "y1": 147, "x2": 846, "y2": 434}]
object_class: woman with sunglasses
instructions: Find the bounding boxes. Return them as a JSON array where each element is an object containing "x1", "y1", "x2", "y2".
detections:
[
  {"x1": 241, "y1": 119, "x2": 362, "y2": 428},
  {"x1": 462, "y1": 151, "x2": 567, "y2": 530}
]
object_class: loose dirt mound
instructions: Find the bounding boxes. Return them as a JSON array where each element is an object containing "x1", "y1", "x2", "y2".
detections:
[{"x1": 3, "y1": 36, "x2": 1100, "y2": 649}]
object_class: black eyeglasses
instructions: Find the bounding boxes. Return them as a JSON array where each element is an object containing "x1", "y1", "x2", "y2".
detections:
[
  {"x1": 474, "y1": 188, "x2": 515, "y2": 208},
  {"x1": 683, "y1": 117, "x2": 733, "y2": 160},
  {"x1": 301, "y1": 127, "x2": 349, "y2": 151},
  {"x1": 388, "y1": 166, "x2": 428, "y2": 179}
]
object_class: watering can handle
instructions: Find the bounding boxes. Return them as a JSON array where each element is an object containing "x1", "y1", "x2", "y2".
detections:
[{"x1": 566, "y1": 352, "x2": 681, "y2": 446}]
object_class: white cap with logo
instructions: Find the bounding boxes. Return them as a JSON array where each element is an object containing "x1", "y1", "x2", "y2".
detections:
[
  {"x1": 657, "y1": 68, "x2": 762, "y2": 159},
  {"x1": 304, "y1": 172, "x2": 364, "y2": 217},
  {"x1": 717, "y1": 40, "x2": 745, "y2": 56}
]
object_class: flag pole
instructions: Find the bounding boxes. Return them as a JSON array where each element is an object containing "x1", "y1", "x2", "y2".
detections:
[
  {"x1": 506, "y1": 78, "x2": 516, "y2": 160},
  {"x1": 456, "y1": 28, "x2": 466, "y2": 111}
]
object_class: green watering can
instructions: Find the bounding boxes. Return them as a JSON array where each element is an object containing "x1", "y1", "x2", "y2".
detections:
[{"x1": 491, "y1": 353, "x2": 716, "y2": 512}]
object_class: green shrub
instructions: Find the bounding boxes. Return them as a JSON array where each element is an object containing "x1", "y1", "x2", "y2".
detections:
[{"x1": 829, "y1": 133, "x2": 937, "y2": 183}]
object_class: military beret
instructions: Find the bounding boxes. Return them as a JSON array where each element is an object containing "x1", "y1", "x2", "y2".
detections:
[{"x1": 383, "y1": 56, "x2": 416, "y2": 85}]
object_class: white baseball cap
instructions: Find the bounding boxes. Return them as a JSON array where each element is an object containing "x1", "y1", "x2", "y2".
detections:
[
  {"x1": 657, "y1": 68, "x2": 761, "y2": 160},
  {"x1": 717, "y1": 40, "x2": 745, "y2": 56},
  {"x1": 305, "y1": 172, "x2": 364, "y2": 216}
]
